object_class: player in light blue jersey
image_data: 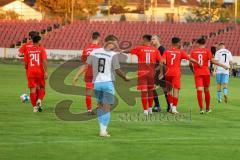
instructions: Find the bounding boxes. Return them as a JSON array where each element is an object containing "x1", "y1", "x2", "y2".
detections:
[
  {"x1": 213, "y1": 43, "x2": 233, "y2": 103},
  {"x1": 84, "y1": 35, "x2": 129, "y2": 137}
]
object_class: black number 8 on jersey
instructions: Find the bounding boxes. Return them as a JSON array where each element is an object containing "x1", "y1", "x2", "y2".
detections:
[{"x1": 98, "y1": 58, "x2": 106, "y2": 73}]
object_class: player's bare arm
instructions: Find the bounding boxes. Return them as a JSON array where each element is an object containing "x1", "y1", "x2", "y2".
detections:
[
  {"x1": 213, "y1": 65, "x2": 217, "y2": 76},
  {"x1": 115, "y1": 69, "x2": 130, "y2": 81},
  {"x1": 211, "y1": 59, "x2": 229, "y2": 70},
  {"x1": 190, "y1": 58, "x2": 201, "y2": 66},
  {"x1": 72, "y1": 64, "x2": 88, "y2": 86}
]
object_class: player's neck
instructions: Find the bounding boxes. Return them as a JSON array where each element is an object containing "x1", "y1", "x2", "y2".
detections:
[
  {"x1": 92, "y1": 40, "x2": 99, "y2": 45},
  {"x1": 156, "y1": 43, "x2": 161, "y2": 48}
]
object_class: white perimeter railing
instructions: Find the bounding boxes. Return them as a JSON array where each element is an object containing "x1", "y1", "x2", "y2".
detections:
[{"x1": 1, "y1": 48, "x2": 240, "y2": 66}]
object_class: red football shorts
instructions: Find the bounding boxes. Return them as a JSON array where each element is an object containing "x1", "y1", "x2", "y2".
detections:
[
  {"x1": 27, "y1": 77, "x2": 45, "y2": 88},
  {"x1": 137, "y1": 73, "x2": 155, "y2": 91},
  {"x1": 84, "y1": 68, "x2": 93, "y2": 89},
  {"x1": 85, "y1": 82, "x2": 94, "y2": 89},
  {"x1": 194, "y1": 75, "x2": 210, "y2": 88},
  {"x1": 165, "y1": 76, "x2": 181, "y2": 89}
]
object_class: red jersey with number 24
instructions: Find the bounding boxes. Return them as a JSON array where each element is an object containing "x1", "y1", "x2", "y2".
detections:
[
  {"x1": 24, "y1": 45, "x2": 47, "y2": 78},
  {"x1": 190, "y1": 48, "x2": 213, "y2": 76},
  {"x1": 163, "y1": 47, "x2": 190, "y2": 77}
]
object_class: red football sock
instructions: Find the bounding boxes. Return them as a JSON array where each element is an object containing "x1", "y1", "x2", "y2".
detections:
[
  {"x1": 173, "y1": 97, "x2": 178, "y2": 107},
  {"x1": 141, "y1": 91, "x2": 148, "y2": 110},
  {"x1": 197, "y1": 90, "x2": 203, "y2": 109},
  {"x1": 38, "y1": 89, "x2": 45, "y2": 100},
  {"x1": 86, "y1": 95, "x2": 92, "y2": 110},
  {"x1": 205, "y1": 90, "x2": 211, "y2": 110},
  {"x1": 36, "y1": 88, "x2": 40, "y2": 100},
  {"x1": 30, "y1": 92, "x2": 37, "y2": 107},
  {"x1": 148, "y1": 90, "x2": 154, "y2": 108},
  {"x1": 167, "y1": 94, "x2": 173, "y2": 105}
]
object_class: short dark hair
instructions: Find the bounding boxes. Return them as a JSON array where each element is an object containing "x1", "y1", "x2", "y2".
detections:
[
  {"x1": 142, "y1": 34, "x2": 152, "y2": 42},
  {"x1": 92, "y1": 32, "x2": 100, "y2": 40},
  {"x1": 218, "y1": 42, "x2": 225, "y2": 46},
  {"x1": 172, "y1": 37, "x2": 181, "y2": 44},
  {"x1": 197, "y1": 38, "x2": 206, "y2": 45},
  {"x1": 32, "y1": 35, "x2": 41, "y2": 43},
  {"x1": 29, "y1": 31, "x2": 39, "y2": 40},
  {"x1": 105, "y1": 34, "x2": 118, "y2": 42}
]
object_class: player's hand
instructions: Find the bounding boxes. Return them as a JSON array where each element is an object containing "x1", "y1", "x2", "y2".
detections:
[
  {"x1": 44, "y1": 72, "x2": 48, "y2": 80},
  {"x1": 223, "y1": 66, "x2": 229, "y2": 70},
  {"x1": 72, "y1": 78, "x2": 78, "y2": 86},
  {"x1": 158, "y1": 73, "x2": 164, "y2": 80},
  {"x1": 124, "y1": 76, "x2": 131, "y2": 81},
  {"x1": 198, "y1": 62, "x2": 202, "y2": 67},
  {"x1": 213, "y1": 71, "x2": 216, "y2": 77}
]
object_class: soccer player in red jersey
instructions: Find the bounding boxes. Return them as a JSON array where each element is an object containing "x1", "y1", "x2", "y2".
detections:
[
  {"x1": 123, "y1": 34, "x2": 162, "y2": 115},
  {"x1": 190, "y1": 38, "x2": 228, "y2": 114},
  {"x1": 72, "y1": 32, "x2": 101, "y2": 114},
  {"x1": 163, "y1": 37, "x2": 200, "y2": 114},
  {"x1": 19, "y1": 31, "x2": 39, "y2": 57},
  {"x1": 24, "y1": 35, "x2": 48, "y2": 112}
]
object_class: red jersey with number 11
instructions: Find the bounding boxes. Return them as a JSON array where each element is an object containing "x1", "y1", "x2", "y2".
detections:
[
  {"x1": 163, "y1": 47, "x2": 190, "y2": 77},
  {"x1": 130, "y1": 45, "x2": 161, "y2": 76},
  {"x1": 190, "y1": 48, "x2": 212, "y2": 76},
  {"x1": 24, "y1": 45, "x2": 47, "y2": 78}
]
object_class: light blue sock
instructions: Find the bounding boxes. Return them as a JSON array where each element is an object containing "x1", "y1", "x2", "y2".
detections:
[
  {"x1": 223, "y1": 88, "x2": 228, "y2": 95},
  {"x1": 217, "y1": 91, "x2": 222, "y2": 101},
  {"x1": 97, "y1": 108, "x2": 104, "y2": 126},
  {"x1": 102, "y1": 111, "x2": 110, "y2": 127}
]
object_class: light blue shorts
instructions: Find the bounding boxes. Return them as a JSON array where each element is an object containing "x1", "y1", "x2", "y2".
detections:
[
  {"x1": 94, "y1": 81, "x2": 115, "y2": 105},
  {"x1": 216, "y1": 73, "x2": 229, "y2": 84}
]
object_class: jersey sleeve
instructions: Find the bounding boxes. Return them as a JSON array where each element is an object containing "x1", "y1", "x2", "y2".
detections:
[
  {"x1": 229, "y1": 52, "x2": 233, "y2": 62},
  {"x1": 19, "y1": 45, "x2": 26, "y2": 55},
  {"x1": 81, "y1": 48, "x2": 88, "y2": 62},
  {"x1": 181, "y1": 51, "x2": 190, "y2": 60},
  {"x1": 24, "y1": 52, "x2": 28, "y2": 63},
  {"x1": 130, "y1": 47, "x2": 139, "y2": 55},
  {"x1": 214, "y1": 51, "x2": 220, "y2": 61},
  {"x1": 41, "y1": 47, "x2": 47, "y2": 61},
  {"x1": 86, "y1": 54, "x2": 93, "y2": 65},
  {"x1": 112, "y1": 54, "x2": 120, "y2": 70},
  {"x1": 162, "y1": 51, "x2": 167, "y2": 60}
]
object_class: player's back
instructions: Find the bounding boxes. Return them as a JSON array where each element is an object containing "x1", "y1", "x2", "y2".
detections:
[
  {"x1": 215, "y1": 48, "x2": 233, "y2": 70},
  {"x1": 87, "y1": 48, "x2": 119, "y2": 83},
  {"x1": 130, "y1": 45, "x2": 161, "y2": 75},
  {"x1": 190, "y1": 47, "x2": 212, "y2": 76},
  {"x1": 131, "y1": 45, "x2": 161, "y2": 63},
  {"x1": 163, "y1": 47, "x2": 189, "y2": 76},
  {"x1": 24, "y1": 45, "x2": 47, "y2": 78}
]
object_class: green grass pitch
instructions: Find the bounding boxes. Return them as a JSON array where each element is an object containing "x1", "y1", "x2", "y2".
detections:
[{"x1": 0, "y1": 63, "x2": 240, "y2": 160}]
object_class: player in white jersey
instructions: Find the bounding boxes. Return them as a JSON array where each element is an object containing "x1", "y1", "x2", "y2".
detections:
[
  {"x1": 85, "y1": 35, "x2": 129, "y2": 137},
  {"x1": 213, "y1": 43, "x2": 233, "y2": 103}
]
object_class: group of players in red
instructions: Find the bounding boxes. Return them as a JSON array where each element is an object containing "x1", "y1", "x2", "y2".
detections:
[
  {"x1": 19, "y1": 31, "x2": 48, "y2": 112},
  {"x1": 19, "y1": 30, "x2": 228, "y2": 115},
  {"x1": 74, "y1": 32, "x2": 228, "y2": 115}
]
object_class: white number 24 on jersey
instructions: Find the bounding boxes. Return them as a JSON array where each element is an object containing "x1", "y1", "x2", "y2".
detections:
[{"x1": 30, "y1": 53, "x2": 40, "y2": 66}]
